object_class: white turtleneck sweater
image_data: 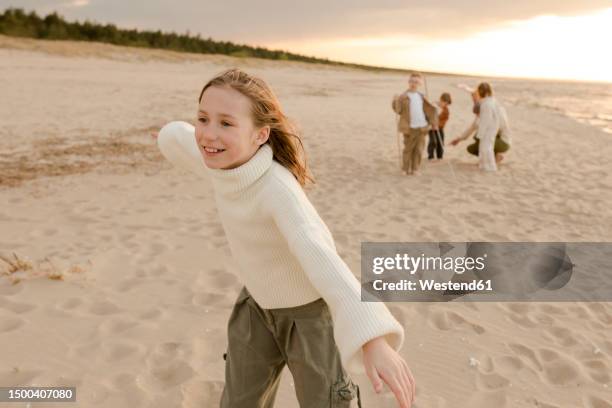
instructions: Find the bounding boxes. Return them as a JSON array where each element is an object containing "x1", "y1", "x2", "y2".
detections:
[{"x1": 157, "y1": 121, "x2": 404, "y2": 374}]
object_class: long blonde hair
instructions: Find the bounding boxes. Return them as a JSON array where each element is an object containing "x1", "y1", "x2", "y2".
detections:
[{"x1": 198, "y1": 68, "x2": 315, "y2": 187}]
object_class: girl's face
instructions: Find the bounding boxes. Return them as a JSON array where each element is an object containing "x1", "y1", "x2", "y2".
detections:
[{"x1": 195, "y1": 85, "x2": 269, "y2": 170}]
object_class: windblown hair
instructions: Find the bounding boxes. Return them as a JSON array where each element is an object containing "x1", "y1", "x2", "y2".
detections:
[
  {"x1": 477, "y1": 82, "x2": 493, "y2": 98},
  {"x1": 440, "y1": 92, "x2": 452, "y2": 104},
  {"x1": 198, "y1": 68, "x2": 315, "y2": 187}
]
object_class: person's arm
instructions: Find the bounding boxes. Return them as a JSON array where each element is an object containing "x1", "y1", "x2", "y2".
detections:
[
  {"x1": 424, "y1": 98, "x2": 439, "y2": 130},
  {"x1": 475, "y1": 102, "x2": 498, "y2": 171},
  {"x1": 392, "y1": 94, "x2": 405, "y2": 115},
  {"x1": 450, "y1": 117, "x2": 478, "y2": 145},
  {"x1": 265, "y1": 177, "x2": 413, "y2": 405},
  {"x1": 156, "y1": 121, "x2": 208, "y2": 178}
]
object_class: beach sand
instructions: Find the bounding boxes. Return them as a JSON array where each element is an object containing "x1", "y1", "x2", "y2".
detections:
[{"x1": 1, "y1": 35, "x2": 611, "y2": 407}]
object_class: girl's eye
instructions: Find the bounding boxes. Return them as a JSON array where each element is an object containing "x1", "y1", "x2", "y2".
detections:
[
  {"x1": 198, "y1": 117, "x2": 208, "y2": 123},
  {"x1": 221, "y1": 121, "x2": 232, "y2": 127}
]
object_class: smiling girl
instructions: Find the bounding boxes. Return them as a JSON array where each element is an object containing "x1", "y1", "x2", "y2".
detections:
[{"x1": 154, "y1": 68, "x2": 414, "y2": 408}]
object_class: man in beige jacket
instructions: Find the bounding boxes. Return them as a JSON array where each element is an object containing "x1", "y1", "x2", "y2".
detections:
[{"x1": 392, "y1": 72, "x2": 439, "y2": 175}]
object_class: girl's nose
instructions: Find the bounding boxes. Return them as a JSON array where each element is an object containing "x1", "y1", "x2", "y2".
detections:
[{"x1": 196, "y1": 125, "x2": 218, "y2": 144}]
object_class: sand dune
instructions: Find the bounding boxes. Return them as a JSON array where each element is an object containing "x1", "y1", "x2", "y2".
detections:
[{"x1": 1, "y1": 36, "x2": 611, "y2": 407}]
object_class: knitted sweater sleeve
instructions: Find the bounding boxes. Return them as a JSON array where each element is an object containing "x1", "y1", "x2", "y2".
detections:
[
  {"x1": 266, "y1": 176, "x2": 405, "y2": 375},
  {"x1": 157, "y1": 121, "x2": 208, "y2": 178}
]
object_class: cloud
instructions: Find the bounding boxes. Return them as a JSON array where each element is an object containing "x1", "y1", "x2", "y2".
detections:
[
  {"x1": 62, "y1": 0, "x2": 89, "y2": 7},
  {"x1": 1, "y1": 0, "x2": 610, "y2": 43}
]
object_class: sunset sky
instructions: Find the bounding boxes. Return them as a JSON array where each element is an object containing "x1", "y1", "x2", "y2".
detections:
[{"x1": 2, "y1": 0, "x2": 611, "y2": 82}]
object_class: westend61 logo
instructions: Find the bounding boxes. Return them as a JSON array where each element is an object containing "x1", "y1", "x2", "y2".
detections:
[{"x1": 361, "y1": 242, "x2": 612, "y2": 302}]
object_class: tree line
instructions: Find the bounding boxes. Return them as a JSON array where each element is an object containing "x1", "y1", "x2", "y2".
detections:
[{"x1": 0, "y1": 7, "x2": 409, "y2": 72}]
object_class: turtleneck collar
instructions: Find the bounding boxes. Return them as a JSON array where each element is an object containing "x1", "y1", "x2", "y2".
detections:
[{"x1": 206, "y1": 143, "x2": 274, "y2": 196}]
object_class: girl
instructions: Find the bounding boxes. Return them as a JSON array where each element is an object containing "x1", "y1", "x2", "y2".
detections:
[{"x1": 154, "y1": 68, "x2": 414, "y2": 407}]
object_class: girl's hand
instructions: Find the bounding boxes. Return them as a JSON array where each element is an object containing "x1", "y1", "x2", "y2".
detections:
[
  {"x1": 362, "y1": 336, "x2": 415, "y2": 408},
  {"x1": 450, "y1": 138, "x2": 461, "y2": 146}
]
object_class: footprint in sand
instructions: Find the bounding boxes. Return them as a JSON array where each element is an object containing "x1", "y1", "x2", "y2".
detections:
[
  {"x1": 569, "y1": 304, "x2": 592, "y2": 320},
  {"x1": 429, "y1": 309, "x2": 486, "y2": 334},
  {"x1": 507, "y1": 312, "x2": 539, "y2": 328},
  {"x1": 538, "y1": 348, "x2": 583, "y2": 386},
  {"x1": 538, "y1": 304, "x2": 567, "y2": 315},
  {"x1": 102, "y1": 341, "x2": 144, "y2": 362},
  {"x1": 139, "y1": 308, "x2": 164, "y2": 321},
  {"x1": 583, "y1": 395, "x2": 612, "y2": 408},
  {"x1": 508, "y1": 343, "x2": 543, "y2": 373},
  {"x1": 149, "y1": 241, "x2": 168, "y2": 254},
  {"x1": 544, "y1": 325, "x2": 580, "y2": 347},
  {"x1": 109, "y1": 372, "x2": 147, "y2": 406},
  {"x1": 533, "y1": 400, "x2": 560, "y2": 408},
  {"x1": 501, "y1": 303, "x2": 530, "y2": 314},
  {"x1": 148, "y1": 265, "x2": 168, "y2": 277},
  {"x1": 585, "y1": 303, "x2": 612, "y2": 326},
  {"x1": 56, "y1": 297, "x2": 83, "y2": 311},
  {"x1": 0, "y1": 367, "x2": 42, "y2": 386},
  {"x1": 389, "y1": 215, "x2": 405, "y2": 223},
  {"x1": 0, "y1": 297, "x2": 37, "y2": 314},
  {"x1": 88, "y1": 300, "x2": 121, "y2": 315},
  {"x1": 70, "y1": 341, "x2": 103, "y2": 360},
  {"x1": 0, "y1": 316, "x2": 24, "y2": 332},
  {"x1": 139, "y1": 342, "x2": 195, "y2": 390},
  {"x1": 114, "y1": 277, "x2": 145, "y2": 292},
  {"x1": 98, "y1": 317, "x2": 138, "y2": 335},
  {"x1": 582, "y1": 359, "x2": 611, "y2": 384},
  {"x1": 181, "y1": 380, "x2": 225, "y2": 408},
  {"x1": 207, "y1": 268, "x2": 239, "y2": 290},
  {"x1": 475, "y1": 370, "x2": 511, "y2": 391},
  {"x1": 192, "y1": 292, "x2": 228, "y2": 307},
  {"x1": 125, "y1": 239, "x2": 140, "y2": 251}
]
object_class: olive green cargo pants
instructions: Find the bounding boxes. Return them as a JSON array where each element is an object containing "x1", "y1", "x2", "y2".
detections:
[{"x1": 220, "y1": 286, "x2": 362, "y2": 407}]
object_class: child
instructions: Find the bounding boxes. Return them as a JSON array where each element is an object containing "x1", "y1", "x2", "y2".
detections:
[
  {"x1": 427, "y1": 92, "x2": 452, "y2": 160},
  {"x1": 391, "y1": 72, "x2": 439, "y2": 175},
  {"x1": 154, "y1": 69, "x2": 415, "y2": 408}
]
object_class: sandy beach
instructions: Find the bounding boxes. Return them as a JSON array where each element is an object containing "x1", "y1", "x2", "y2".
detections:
[{"x1": 1, "y1": 35, "x2": 611, "y2": 408}]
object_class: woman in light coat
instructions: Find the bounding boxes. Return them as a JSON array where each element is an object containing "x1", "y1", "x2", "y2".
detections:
[{"x1": 451, "y1": 82, "x2": 511, "y2": 171}]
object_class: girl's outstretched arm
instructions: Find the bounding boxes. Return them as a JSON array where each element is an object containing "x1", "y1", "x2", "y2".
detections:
[
  {"x1": 265, "y1": 172, "x2": 414, "y2": 406},
  {"x1": 155, "y1": 121, "x2": 208, "y2": 178}
]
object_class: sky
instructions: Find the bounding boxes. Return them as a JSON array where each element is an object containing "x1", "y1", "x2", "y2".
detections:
[{"x1": 2, "y1": 0, "x2": 611, "y2": 82}]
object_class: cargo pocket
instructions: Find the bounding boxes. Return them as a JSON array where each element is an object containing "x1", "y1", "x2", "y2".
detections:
[{"x1": 330, "y1": 377, "x2": 361, "y2": 408}]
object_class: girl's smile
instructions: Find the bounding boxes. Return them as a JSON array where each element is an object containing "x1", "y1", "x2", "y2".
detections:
[{"x1": 202, "y1": 146, "x2": 227, "y2": 156}]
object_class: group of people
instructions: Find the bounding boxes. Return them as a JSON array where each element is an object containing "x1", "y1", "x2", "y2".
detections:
[{"x1": 392, "y1": 72, "x2": 512, "y2": 174}]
